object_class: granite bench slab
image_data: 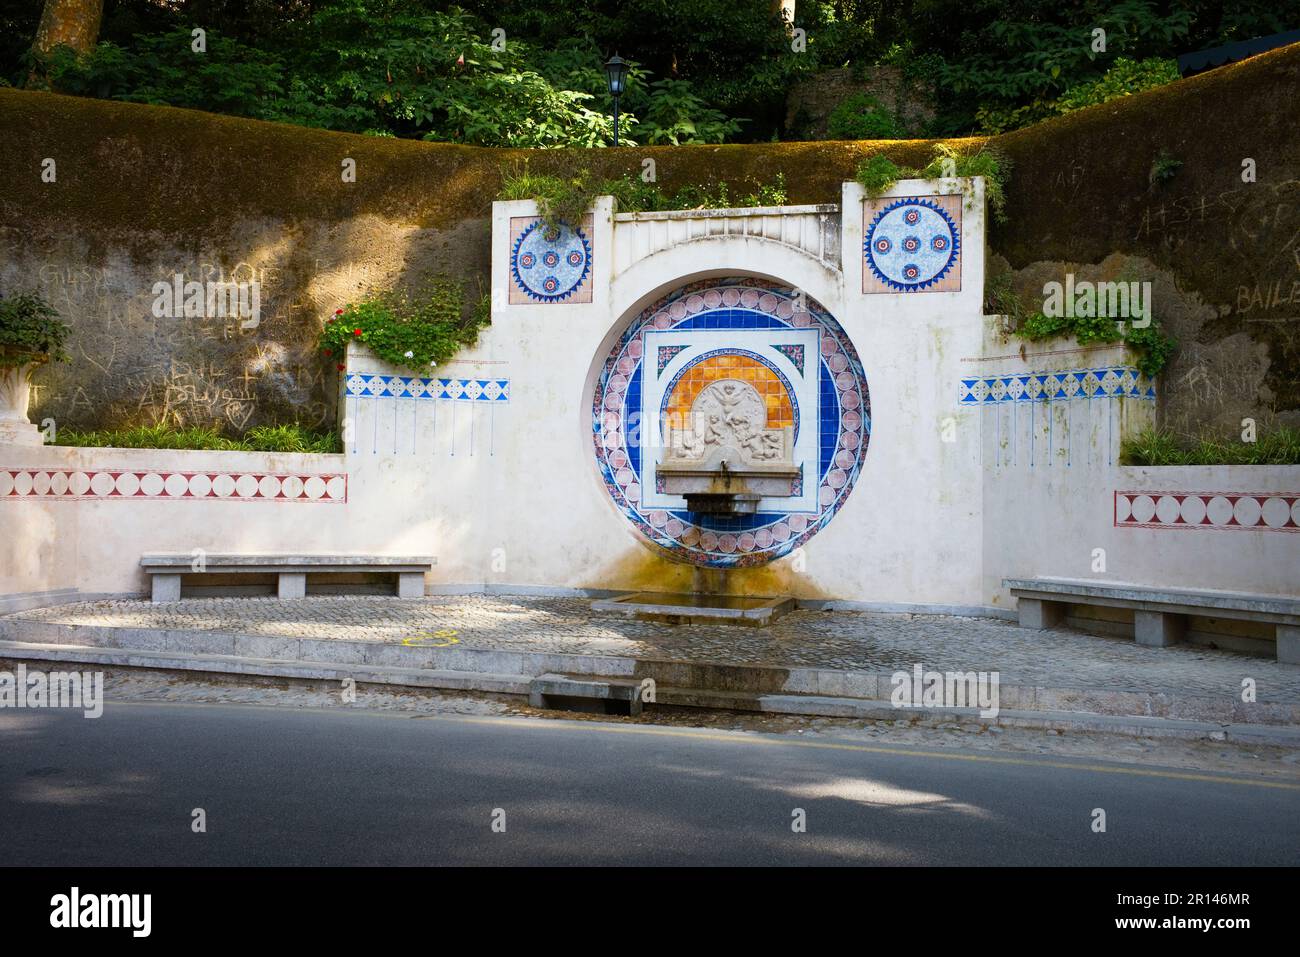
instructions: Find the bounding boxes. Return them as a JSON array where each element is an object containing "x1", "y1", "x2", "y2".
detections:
[
  {"x1": 1004, "y1": 577, "x2": 1300, "y2": 663},
  {"x1": 141, "y1": 554, "x2": 436, "y2": 602}
]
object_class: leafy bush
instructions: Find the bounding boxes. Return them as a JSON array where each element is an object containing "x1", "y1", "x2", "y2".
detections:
[
  {"x1": 0, "y1": 291, "x2": 70, "y2": 367},
  {"x1": 855, "y1": 144, "x2": 1009, "y2": 222},
  {"x1": 639, "y1": 79, "x2": 744, "y2": 145},
  {"x1": 52, "y1": 423, "x2": 341, "y2": 453},
  {"x1": 1054, "y1": 57, "x2": 1181, "y2": 113},
  {"x1": 501, "y1": 165, "x2": 788, "y2": 221},
  {"x1": 1122, "y1": 427, "x2": 1300, "y2": 466},
  {"x1": 827, "y1": 94, "x2": 907, "y2": 140},
  {"x1": 319, "y1": 276, "x2": 489, "y2": 375},
  {"x1": 1014, "y1": 310, "x2": 1177, "y2": 378},
  {"x1": 854, "y1": 154, "x2": 905, "y2": 197}
]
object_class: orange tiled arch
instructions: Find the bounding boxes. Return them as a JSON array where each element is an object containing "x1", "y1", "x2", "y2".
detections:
[{"x1": 665, "y1": 355, "x2": 793, "y2": 430}]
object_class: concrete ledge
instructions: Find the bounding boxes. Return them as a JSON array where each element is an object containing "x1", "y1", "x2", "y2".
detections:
[
  {"x1": 3, "y1": 641, "x2": 1296, "y2": 745},
  {"x1": 2, "y1": 614, "x2": 1298, "y2": 728}
]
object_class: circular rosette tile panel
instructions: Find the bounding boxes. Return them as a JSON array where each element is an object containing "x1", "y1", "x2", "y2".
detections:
[
  {"x1": 864, "y1": 198, "x2": 960, "y2": 291},
  {"x1": 511, "y1": 220, "x2": 592, "y2": 302},
  {"x1": 591, "y1": 278, "x2": 871, "y2": 568}
]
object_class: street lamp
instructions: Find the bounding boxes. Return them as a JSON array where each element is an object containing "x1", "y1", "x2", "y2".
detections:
[{"x1": 604, "y1": 53, "x2": 628, "y2": 147}]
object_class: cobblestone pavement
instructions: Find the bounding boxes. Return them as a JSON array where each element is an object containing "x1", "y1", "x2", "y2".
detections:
[
  {"x1": 21, "y1": 666, "x2": 1300, "y2": 781},
  {"x1": 10, "y1": 594, "x2": 1300, "y2": 701}
]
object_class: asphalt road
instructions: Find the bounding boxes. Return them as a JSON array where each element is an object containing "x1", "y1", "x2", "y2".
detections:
[{"x1": 1, "y1": 701, "x2": 1297, "y2": 865}]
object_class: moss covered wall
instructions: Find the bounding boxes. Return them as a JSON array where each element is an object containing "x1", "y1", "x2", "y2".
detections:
[{"x1": 1, "y1": 41, "x2": 1297, "y2": 434}]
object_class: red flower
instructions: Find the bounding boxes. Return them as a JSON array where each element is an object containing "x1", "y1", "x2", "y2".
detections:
[
  {"x1": 335, "y1": 309, "x2": 344, "y2": 316},
  {"x1": 322, "y1": 348, "x2": 332, "y2": 357},
  {"x1": 353, "y1": 328, "x2": 362, "y2": 337},
  {"x1": 337, "y1": 363, "x2": 345, "y2": 371}
]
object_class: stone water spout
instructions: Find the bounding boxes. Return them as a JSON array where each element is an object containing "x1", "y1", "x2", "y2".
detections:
[{"x1": 657, "y1": 378, "x2": 800, "y2": 514}]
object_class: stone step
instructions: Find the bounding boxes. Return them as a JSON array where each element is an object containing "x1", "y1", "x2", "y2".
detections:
[
  {"x1": 3, "y1": 615, "x2": 1299, "y2": 727},
  {"x1": 2, "y1": 639, "x2": 1299, "y2": 744},
  {"x1": 528, "y1": 673, "x2": 648, "y2": 715}
]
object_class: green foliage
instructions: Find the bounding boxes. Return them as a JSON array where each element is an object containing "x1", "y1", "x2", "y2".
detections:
[
  {"x1": 499, "y1": 164, "x2": 603, "y2": 229},
  {"x1": 854, "y1": 154, "x2": 904, "y2": 197},
  {"x1": 976, "y1": 57, "x2": 1180, "y2": 134},
  {"x1": 827, "y1": 94, "x2": 907, "y2": 140},
  {"x1": 53, "y1": 423, "x2": 342, "y2": 454},
  {"x1": 501, "y1": 165, "x2": 788, "y2": 221},
  {"x1": 319, "y1": 276, "x2": 489, "y2": 375},
  {"x1": 1124, "y1": 323, "x2": 1178, "y2": 378},
  {"x1": 0, "y1": 291, "x2": 70, "y2": 367},
  {"x1": 1054, "y1": 57, "x2": 1181, "y2": 112},
  {"x1": 638, "y1": 79, "x2": 743, "y2": 145},
  {"x1": 1122, "y1": 427, "x2": 1300, "y2": 466},
  {"x1": 855, "y1": 144, "x2": 1009, "y2": 222},
  {"x1": 1149, "y1": 151, "x2": 1183, "y2": 187},
  {"x1": 921, "y1": 143, "x2": 1010, "y2": 223},
  {"x1": 10, "y1": 0, "x2": 1289, "y2": 142},
  {"x1": 1014, "y1": 310, "x2": 1177, "y2": 378},
  {"x1": 28, "y1": 2, "x2": 759, "y2": 148},
  {"x1": 983, "y1": 270, "x2": 1029, "y2": 322}
]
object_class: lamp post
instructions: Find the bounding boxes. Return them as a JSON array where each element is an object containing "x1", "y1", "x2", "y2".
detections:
[{"x1": 604, "y1": 53, "x2": 628, "y2": 147}]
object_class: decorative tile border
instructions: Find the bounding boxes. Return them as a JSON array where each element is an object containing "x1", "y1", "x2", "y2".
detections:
[
  {"x1": 863, "y1": 195, "x2": 962, "y2": 294},
  {"x1": 1115, "y1": 491, "x2": 1300, "y2": 531},
  {"x1": 0, "y1": 468, "x2": 347, "y2": 503},
  {"x1": 345, "y1": 374, "x2": 510, "y2": 402},
  {"x1": 960, "y1": 366, "x2": 1155, "y2": 405}
]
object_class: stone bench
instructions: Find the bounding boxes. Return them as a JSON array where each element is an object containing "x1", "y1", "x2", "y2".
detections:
[
  {"x1": 141, "y1": 554, "x2": 436, "y2": 603},
  {"x1": 1004, "y1": 577, "x2": 1300, "y2": 663}
]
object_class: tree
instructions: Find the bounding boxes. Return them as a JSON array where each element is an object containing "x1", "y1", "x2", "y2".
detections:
[{"x1": 29, "y1": 0, "x2": 103, "y2": 84}]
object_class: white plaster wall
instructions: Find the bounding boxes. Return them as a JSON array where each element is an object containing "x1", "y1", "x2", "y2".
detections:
[
  {"x1": 0, "y1": 445, "x2": 354, "y2": 596},
  {"x1": 977, "y1": 337, "x2": 1300, "y2": 604},
  {"x1": 3, "y1": 179, "x2": 1293, "y2": 610}
]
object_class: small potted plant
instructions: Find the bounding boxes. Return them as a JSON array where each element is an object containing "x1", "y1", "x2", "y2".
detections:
[{"x1": 0, "y1": 291, "x2": 70, "y2": 446}]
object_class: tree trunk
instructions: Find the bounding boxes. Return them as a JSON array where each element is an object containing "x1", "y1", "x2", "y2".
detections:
[{"x1": 31, "y1": 0, "x2": 104, "y2": 59}]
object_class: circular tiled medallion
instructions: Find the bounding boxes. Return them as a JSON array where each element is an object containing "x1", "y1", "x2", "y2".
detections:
[
  {"x1": 592, "y1": 278, "x2": 871, "y2": 567},
  {"x1": 511, "y1": 220, "x2": 592, "y2": 303},
  {"x1": 864, "y1": 198, "x2": 960, "y2": 291}
]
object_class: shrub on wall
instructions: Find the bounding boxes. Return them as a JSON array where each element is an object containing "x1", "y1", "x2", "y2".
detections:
[
  {"x1": 53, "y1": 423, "x2": 342, "y2": 453},
  {"x1": 0, "y1": 291, "x2": 70, "y2": 367},
  {"x1": 319, "y1": 277, "x2": 490, "y2": 375},
  {"x1": 827, "y1": 93, "x2": 908, "y2": 140},
  {"x1": 500, "y1": 163, "x2": 789, "y2": 227},
  {"x1": 1014, "y1": 309, "x2": 1177, "y2": 379},
  {"x1": 1122, "y1": 427, "x2": 1300, "y2": 466},
  {"x1": 854, "y1": 143, "x2": 1009, "y2": 223}
]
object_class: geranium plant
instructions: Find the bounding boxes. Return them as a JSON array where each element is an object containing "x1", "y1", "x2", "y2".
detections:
[
  {"x1": 319, "y1": 277, "x2": 490, "y2": 374},
  {"x1": 0, "y1": 292, "x2": 71, "y2": 368}
]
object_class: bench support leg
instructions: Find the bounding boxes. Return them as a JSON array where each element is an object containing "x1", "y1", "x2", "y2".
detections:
[
  {"x1": 397, "y1": 572, "x2": 426, "y2": 599},
  {"x1": 151, "y1": 574, "x2": 181, "y2": 603},
  {"x1": 1134, "y1": 610, "x2": 1185, "y2": 648},
  {"x1": 1278, "y1": 625, "x2": 1300, "y2": 665},
  {"x1": 1018, "y1": 598, "x2": 1065, "y2": 630},
  {"x1": 278, "y1": 573, "x2": 307, "y2": 599}
]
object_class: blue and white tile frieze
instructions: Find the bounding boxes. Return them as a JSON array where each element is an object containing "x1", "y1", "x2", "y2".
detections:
[
  {"x1": 346, "y1": 373, "x2": 510, "y2": 403},
  {"x1": 959, "y1": 366, "x2": 1155, "y2": 405},
  {"x1": 343, "y1": 373, "x2": 510, "y2": 457}
]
